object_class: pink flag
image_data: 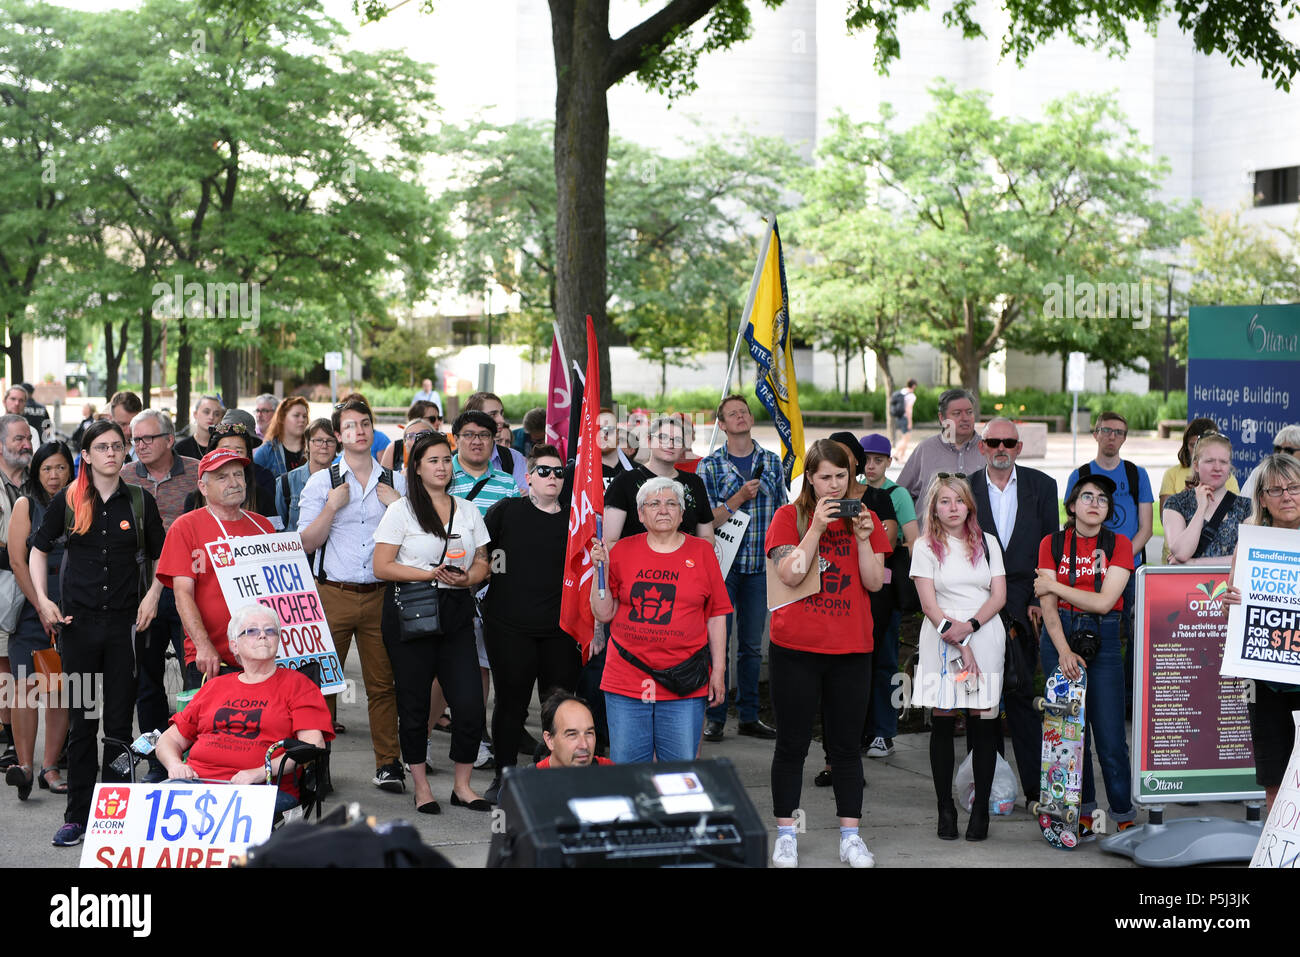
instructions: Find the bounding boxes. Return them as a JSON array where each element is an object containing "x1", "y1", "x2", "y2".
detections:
[{"x1": 545, "y1": 322, "x2": 570, "y2": 461}]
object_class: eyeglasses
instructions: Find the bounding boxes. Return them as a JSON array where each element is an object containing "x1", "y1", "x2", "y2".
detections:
[
  {"x1": 132, "y1": 433, "x2": 169, "y2": 446},
  {"x1": 982, "y1": 437, "x2": 1018, "y2": 449},
  {"x1": 309, "y1": 437, "x2": 337, "y2": 448},
  {"x1": 1094, "y1": 427, "x2": 1127, "y2": 438},
  {"x1": 935, "y1": 472, "x2": 968, "y2": 480},
  {"x1": 1077, "y1": 492, "x2": 1110, "y2": 505},
  {"x1": 530, "y1": 465, "x2": 564, "y2": 478},
  {"x1": 236, "y1": 627, "x2": 279, "y2": 640},
  {"x1": 90, "y1": 442, "x2": 126, "y2": 454},
  {"x1": 1262, "y1": 483, "x2": 1300, "y2": 500},
  {"x1": 459, "y1": 430, "x2": 493, "y2": 442},
  {"x1": 1275, "y1": 445, "x2": 1299, "y2": 456},
  {"x1": 654, "y1": 433, "x2": 683, "y2": 446},
  {"x1": 643, "y1": 499, "x2": 681, "y2": 511}
]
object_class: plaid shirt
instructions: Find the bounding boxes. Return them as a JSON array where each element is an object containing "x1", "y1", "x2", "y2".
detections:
[{"x1": 697, "y1": 442, "x2": 787, "y2": 575}]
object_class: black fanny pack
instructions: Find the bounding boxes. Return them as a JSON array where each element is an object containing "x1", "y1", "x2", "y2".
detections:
[{"x1": 612, "y1": 639, "x2": 710, "y2": 697}]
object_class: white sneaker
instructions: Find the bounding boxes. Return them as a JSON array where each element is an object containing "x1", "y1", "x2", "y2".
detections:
[
  {"x1": 839, "y1": 834, "x2": 876, "y2": 868},
  {"x1": 865, "y1": 736, "x2": 894, "y2": 758},
  {"x1": 425, "y1": 736, "x2": 437, "y2": 771},
  {"x1": 771, "y1": 834, "x2": 798, "y2": 868},
  {"x1": 473, "y1": 740, "x2": 495, "y2": 770}
]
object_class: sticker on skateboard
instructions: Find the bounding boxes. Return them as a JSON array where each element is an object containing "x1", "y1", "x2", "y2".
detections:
[{"x1": 1030, "y1": 665, "x2": 1086, "y2": 850}]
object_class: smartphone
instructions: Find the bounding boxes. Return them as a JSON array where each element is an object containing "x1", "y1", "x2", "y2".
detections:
[
  {"x1": 831, "y1": 498, "x2": 862, "y2": 518},
  {"x1": 752, "y1": 460, "x2": 764, "y2": 482}
]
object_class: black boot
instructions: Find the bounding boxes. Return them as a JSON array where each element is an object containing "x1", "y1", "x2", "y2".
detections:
[
  {"x1": 967, "y1": 717, "x2": 997, "y2": 842},
  {"x1": 930, "y1": 714, "x2": 958, "y2": 840}
]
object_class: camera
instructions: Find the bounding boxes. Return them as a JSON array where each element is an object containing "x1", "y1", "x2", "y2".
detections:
[{"x1": 830, "y1": 498, "x2": 862, "y2": 518}]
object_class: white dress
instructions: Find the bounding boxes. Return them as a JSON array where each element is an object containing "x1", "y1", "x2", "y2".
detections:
[{"x1": 910, "y1": 532, "x2": 1006, "y2": 710}]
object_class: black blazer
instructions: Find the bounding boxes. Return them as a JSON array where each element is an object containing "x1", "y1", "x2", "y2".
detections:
[{"x1": 969, "y1": 465, "x2": 1060, "y2": 624}]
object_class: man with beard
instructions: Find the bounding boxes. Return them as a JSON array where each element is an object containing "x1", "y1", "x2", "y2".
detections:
[
  {"x1": 0, "y1": 413, "x2": 32, "y2": 769},
  {"x1": 968, "y1": 418, "x2": 1059, "y2": 803}
]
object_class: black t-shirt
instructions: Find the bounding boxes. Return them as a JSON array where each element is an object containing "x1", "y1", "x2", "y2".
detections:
[
  {"x1": 602, "y1": 459, "x2": 632, "y2": 490},
  {"x1": 283, "y1": 445, "x2": 307, "y2": 473},
  {"x1": 481, "y1": 496, "x2": 567, "y2": 635},
  {"x1": 861, "y1": 485, "x2": 898, "y2": 526},
  {"x1": 605, "y1": 465, "x2": 712, "y2": 539},
  {"x1": 174, "y1": 435, "x2": 210, "y2": 461}
]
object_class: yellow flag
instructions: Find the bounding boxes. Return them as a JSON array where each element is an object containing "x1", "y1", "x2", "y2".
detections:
[{"x1": 742, "y1": 218, "x2": 804, "y2": 483}]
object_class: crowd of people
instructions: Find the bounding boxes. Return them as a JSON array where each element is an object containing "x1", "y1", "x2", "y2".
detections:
[{"x1": 0, "y1": 380, "x2": 1293, "y2": 869}]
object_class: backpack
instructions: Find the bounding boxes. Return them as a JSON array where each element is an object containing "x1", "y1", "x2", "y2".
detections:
[
  {"x1": 1077, "y1": 461, "x2": 1145, "y2": 564},
  {"x1": 889, "y1": 390, "x2": 907, "y2": 418},
  {"x1": 1049, "y1": 526, "x2": 1117, "y2": 595},
  {"x1": 314, "y1": 464, "x2": 395, "y2": 583},
  {"x1": 66, "y1": 482, "x2": 150, "y2": 600}
]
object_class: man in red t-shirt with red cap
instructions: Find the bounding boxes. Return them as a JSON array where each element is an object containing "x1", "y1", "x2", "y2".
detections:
[{"x1": 156, "y1": 448, "x2": 276, "y2": 688}]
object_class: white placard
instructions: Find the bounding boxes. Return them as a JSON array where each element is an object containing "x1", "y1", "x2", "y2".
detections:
[
  {"x1": 80, "y1": 782, "x2": 276, "y2": 868},
  {"x1": 1221, "y1": 525, "x2": 1300, "y2": 685},
  {"x1": 323, "y1": 351, "x2": 343, "y2": 371},
  {"x1": 1067, "y1": 351, "x2": 1086, "y2": 393},
  {"x1": 713, "y1": 510, "x2": 752, "y2": 579},
  {"x1": 1251, "y1": 712, "x2": 1300, "y2": 868},
  {"x1": 208, "y1": 533, "x2": 346, "y2": 694}
]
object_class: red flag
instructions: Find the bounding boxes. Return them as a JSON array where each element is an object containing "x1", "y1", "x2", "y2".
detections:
[
  {"x1": 559, "y1": 315, "x2": 603, "y2": 656},
  {"x1": 544, "y1": 322, "x2": 570, "y2": 461}
]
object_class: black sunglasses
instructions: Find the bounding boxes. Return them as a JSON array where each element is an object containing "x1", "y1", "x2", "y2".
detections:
[
  {"x1": 936, "y1": 472, "x2": 968, "y2": 480},
  {"x1": 1275, "y1": 445, "x2": 1299, "y2": 456},
  {"x1": 530, "y1": 465, "x2": 565, "y2": 478},
  {"x1": 982, "y1": 437, "x2": 1018, "y2": 449}
]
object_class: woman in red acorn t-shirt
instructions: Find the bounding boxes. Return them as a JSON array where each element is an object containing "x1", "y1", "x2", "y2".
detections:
[
  {"x1": 764, "y1": 439, "x2": 889, "y2": 870},
  {"x1": 1034, "y1": 472, "x2": 1136, "y2": 834},
  {"x1": 155, "y1": 603, "x2": 333, "y2": 815},
  {"x1": 590, "y1": 476, "x2": 730, "y2": 764}
]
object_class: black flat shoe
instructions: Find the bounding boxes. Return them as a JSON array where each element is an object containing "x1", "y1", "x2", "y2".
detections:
[
  {"x1": 814, "y1": 767, "x2": 833, "y2": 787},
  {"x1": 450, "y1": 792, "x2": 492, "y2": 812},
  {"x1": 6, "y1": 765, "x2": 33, "y2": 801},
  {"x1": 738, "y1": 720, "x2": 777, "y2": 740},
  {"x1": 415, "y1": 796, "x2": 441, "y2": 815}
]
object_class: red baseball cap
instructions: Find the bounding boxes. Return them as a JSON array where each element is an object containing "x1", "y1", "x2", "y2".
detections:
[{"x1": 198, "y1": 447, "x2": 250, "y2": 478}]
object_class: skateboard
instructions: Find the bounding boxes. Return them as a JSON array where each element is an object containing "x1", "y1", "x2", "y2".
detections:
[{"x1": 1030, "y1": 665, "x2": 1087, "y2": 850}]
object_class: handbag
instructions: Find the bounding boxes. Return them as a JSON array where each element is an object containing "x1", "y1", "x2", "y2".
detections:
[
  {"x1": 999, "y1": 612, "x2": 1032, "y2": 695},
  {"x1": 611, "y1": 640, "x2": 711, "y2": 698},
  {"x1": 32, "y1": 638, "x2": 64, "y2": 694},
  {"x1": 392, "y1": 500, "x2": 455, "y2": 641}
]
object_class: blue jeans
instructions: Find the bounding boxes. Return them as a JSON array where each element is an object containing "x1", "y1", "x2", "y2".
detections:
[
  {"x1": 867, "y1": 610, "x2": 901, "y2": 740},
  {"x1": 707, "y1": 569, "x2": 767, "y2": 724},
  {"x1": 605, "y1": 692, "x2": 706, "y2": 764},
  {"x1": 1040, "y1": 610, "x2": 1135, "y2": 821}
]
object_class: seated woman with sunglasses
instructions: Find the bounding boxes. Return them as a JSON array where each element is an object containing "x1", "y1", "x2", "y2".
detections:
[
  {"x1": 1034, "y1": 474, "x2": 1137, "y2": 835},
  {"x1": 156, "y1": 603, "x2": 333, "y2": 813},
  {"x1": 1163, "y1": 433, "x2": 1252, "y2": 565}
]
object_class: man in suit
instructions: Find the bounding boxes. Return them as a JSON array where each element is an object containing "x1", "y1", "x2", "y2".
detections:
[{"x1": 968, "y1": 417, "x2": 1059, "y2": 805}]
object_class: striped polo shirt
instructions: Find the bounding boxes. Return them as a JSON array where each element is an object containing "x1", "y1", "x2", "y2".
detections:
[{"x1": 449, "y1": 455, "x2": 518, "y2": 516}]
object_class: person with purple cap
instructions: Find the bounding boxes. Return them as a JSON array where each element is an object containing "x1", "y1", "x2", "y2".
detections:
[{"x1": 859, "y1": 433, "x2": 918, "y2": 758}]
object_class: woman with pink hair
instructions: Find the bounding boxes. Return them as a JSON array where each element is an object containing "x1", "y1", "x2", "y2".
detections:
[{"x1": 910, "y1": 473, "x2": 1006, "y2": 842}]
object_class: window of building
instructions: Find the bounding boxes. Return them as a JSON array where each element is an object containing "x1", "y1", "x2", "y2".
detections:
[{"x1": 1253, "y1": 166, "x2": 1299, "y2": 206}]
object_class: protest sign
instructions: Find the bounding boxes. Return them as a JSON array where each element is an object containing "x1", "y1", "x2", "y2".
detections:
[
  {"x1": 1134, "y1": 566, "x2": 1261, "y2": 802},
  {"x1": 80, "y1": 782, "x2": 276, "y2": 868},
  {"x1": 713, "y1": 511, "x2": 751, "y2": 578},
  {"x1": 1222, "y1": 525, "x2": 1300, "y2": 686},
  {"x1": 207, "y1": 532, "x2": 345, "y2": 694},
  {"x1": 1251, "y1": 714, "x2": 1300, "y2": 868}
]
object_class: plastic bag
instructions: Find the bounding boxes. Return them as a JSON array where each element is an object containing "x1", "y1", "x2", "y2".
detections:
[{"x1": 955, "y1": 752, "x2": 1018, "y2": 815}]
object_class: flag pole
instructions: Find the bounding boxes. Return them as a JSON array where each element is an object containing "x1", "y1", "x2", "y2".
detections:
[{"x1": 706, "y1": 216, "x2": 775, "y2": 456}]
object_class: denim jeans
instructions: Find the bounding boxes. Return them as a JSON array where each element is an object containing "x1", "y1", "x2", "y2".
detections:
[
  {"x1": 866, "y1": 609, "x2": 901, "y2": 740},
  {"x1": 605, "y1": 692, "x2": 707, "y2": 764},
  {"x1": 707, "y1": 569, "x2": 767, "y2": 724},
  {"x1": 1040, "y1": 609, "x2": 1135, "y2": 821}
]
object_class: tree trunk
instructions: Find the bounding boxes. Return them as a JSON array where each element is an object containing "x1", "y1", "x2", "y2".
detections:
[
  {"x1": 1104, "y1": 362, "x2": 1114, "y2": 394},
  {"x1": 660, "y1": 353, "x2": 668, "y2": 400},
  {"x1": 958, "y1": 349, "x2": 981, "y2": 410},
  {"x1": 843, "y1": 350, "x2": 851, "y2": 400},
  {"x1": 103, "y1": 319, "x2": 128, "y2": 398},
  {"x1": 176, "y1": 318, "x2": 192, "y2": 432},
  {"x1": 878, "y1": 357, "x2": 897, "y2": 442},
  {"x1": 832, "y1": 346, "x2": 840, "y2": 395},
  {"x1": 4, "y1": 328, "x2": 22, "y2": 385},
  {"x1": 1060, "y1": 349, "x2": 1069, "y2": 392},
  {"x1": 551, "y1": 0, "x2": 612, "y2": 405},
  {"x1": 219, "y1": 347, "x2": 239, "y2": 410},
  {"x1": 140, "y1": 306, "x2": 153, "y2": 408}
]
